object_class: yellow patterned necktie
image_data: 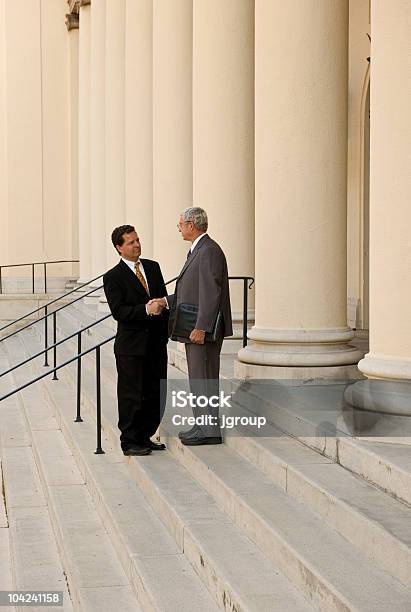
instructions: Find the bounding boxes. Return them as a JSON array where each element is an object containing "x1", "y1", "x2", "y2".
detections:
[{"x1": 134, "y1": 262, "x2": 149, "y2": 295}]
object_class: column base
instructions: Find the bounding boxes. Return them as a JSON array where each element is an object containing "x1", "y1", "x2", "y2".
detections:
[
  {"x1": 344, "y1": 379, "x2": 411, "y2": 416},
  {"x1": 235, "y1": 360, "x2": 363, "y2": 381},
  {"x1": 359, "y1": 352, "x2": 411, "y2": 380},
  {"x1": 343, "y1": 379, "x2": 411, "y2": 444},
  {"x1": 238, "y1": 326, "x2": 364, "y2": 371}
]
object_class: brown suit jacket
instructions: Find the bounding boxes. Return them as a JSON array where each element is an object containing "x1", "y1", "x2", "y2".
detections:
[{"x1": 167, "y1": 234, "x2": 233, "y2": 342}]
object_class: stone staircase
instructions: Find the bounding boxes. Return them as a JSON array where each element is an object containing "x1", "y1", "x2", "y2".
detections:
[{"x1": 0, "y1": 297, "x2": 411, "y2": 611}]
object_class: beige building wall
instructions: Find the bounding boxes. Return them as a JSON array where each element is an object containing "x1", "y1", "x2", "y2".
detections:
[
  {"x1": 105, "y1": 0, "x2": 126, "y2": 269},
  {"x1": 192, "y1": 0, "x2": 255, "y2": 316},
  {"x1": 347, "y1": 0, "x2": 371, "y2": 329},
  {"x1": 2, "y1": 0, "x2": 411, "y2": 392},
  {"x1": 41, "y1": 0, "x2": 71, "y2": 262},
  {"x1": 0, "y1": 0, "x2": 8, "y2": 269},
  {"x1": 152, "y1": 0, "x2": 193, "y2": 282},
  {"x1": 78, "y1": 2, "x2": 92, "y2": 282},
  {"x1": 359, "y1": 0, "x2": 411, "y2": 377},
  {"x1": 90, "y1": 0, "x2": 106, "y2": 280},
  {"x1": 1, "y1": 0, "x2": 72, "y2": 289},
  {"x1": 125, "y1": 0, "x2": 153, "y2": 259},
  {"x1": 67, "y1": 19, "x2": 79, "y2": 268}
]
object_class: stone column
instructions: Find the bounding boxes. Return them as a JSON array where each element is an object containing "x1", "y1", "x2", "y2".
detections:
[
  {"x1": 66, "y1": 12, "x2": 79, "y2": 273},
  {"x1": 0, "y1": 0, "x2": 8, "y2": 268},
  {"x1": 152, "y1": 0, "x2": 193, "y2": 282},
  {"x1": 90, "y1": 0, "x2": 106, "y2": 284},
  {"x1": 345, "y1": 1, "x2": 411, "y2": 425},
  {"x1": 105, "y1": 0, "x2": 126, "y2": 268},
  {"x1": 78, "y1": 0, "x2": 92, "y2": 282},
  {"x1": 192, "y1": 0, "x2": 255, "y2": 332},
  {"x1": 238, "y1": 0, "x2": 362, "y2": 378},
  {"x1": 125, "y1": 0, "x2": 153, "y2": 258}
]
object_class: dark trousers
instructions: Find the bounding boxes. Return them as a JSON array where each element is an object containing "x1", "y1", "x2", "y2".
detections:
[
  {"x1": 185, "y1": 338, "x2": 223, "y2": 436},
  {"x1": 115, "y1": 343, "x2": 167, "y2": 450}
]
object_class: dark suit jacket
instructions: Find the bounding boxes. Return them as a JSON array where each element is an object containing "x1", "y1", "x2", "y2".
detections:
[
  {"x1": 103, "y1": 259, "x2": 169, "y2": 355},
  {"x1": 167, "y1": 234, "x2": 233, "y2": 342}
]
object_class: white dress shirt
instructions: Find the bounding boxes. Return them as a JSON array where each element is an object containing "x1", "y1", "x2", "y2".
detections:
[
  {"x1": 190, "y1": 232, "x2": 207, "y2": 252},
  {"x1": 122, "y1": 257, "x2": 148, "y2": 285}
]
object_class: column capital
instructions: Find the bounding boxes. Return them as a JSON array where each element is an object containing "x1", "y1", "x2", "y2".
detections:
[
  {"x1": 65, "y1": 13, "x2": 79, "y2": 31},
  {"x1": 67, "y1": 0, "x2": 79, "y2": 13},
  {"x1": 79, "y1": 0, "x2": 91, "y2": 7}
]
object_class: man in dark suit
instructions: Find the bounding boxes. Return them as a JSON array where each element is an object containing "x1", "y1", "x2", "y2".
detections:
[
  {"x1": 156, "y1": 207, "x2": 233, "y2": 445},
  {"x1": 103, "y1": 225, "x2": 169, "y2": 456}
]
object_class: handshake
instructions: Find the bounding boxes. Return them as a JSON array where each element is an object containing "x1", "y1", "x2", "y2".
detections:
[{"x1": 146, "y1": 297, "x2": 167, "y2": 316}]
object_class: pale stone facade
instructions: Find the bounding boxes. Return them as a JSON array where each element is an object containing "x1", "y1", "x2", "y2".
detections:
[{"x1": 1, "y1": 0, "x2": 410, "y2": 389}]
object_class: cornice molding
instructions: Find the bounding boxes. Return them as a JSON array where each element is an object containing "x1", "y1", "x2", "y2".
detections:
[
  {"x1": 66, "y1": 0, "x2": 89, "y2": 29},
  {"x1": 65, "y1": 13, "x2": 79, "y2": 31},
  {"x1": 67, "y1": 0, "x2": 79, "y2": 14}
]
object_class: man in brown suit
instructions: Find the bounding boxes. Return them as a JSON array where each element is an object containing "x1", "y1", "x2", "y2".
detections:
[{"x1": 154, "y1": 207, "x2": 232, "y2": 445}]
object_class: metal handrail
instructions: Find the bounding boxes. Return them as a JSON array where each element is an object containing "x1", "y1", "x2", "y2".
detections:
[
  {"x1": 0, "y1": 260, "x2": 79, "y2": 294},
  {"x1": 0, "y1": 274, "x2": 254, "y2": 453},
  {"x1": 0, "y1": 333, "x2": 115, "y2": 453},
  {"x1": 0, "y1": 313, "x2": 111, "y2": 379},
  {"x1": 0, "y1": 283, "x2": 104, "y2": 363},
  {"x1": 0, "y1": 273, "x2": 104, "y2": 335},
  {"x1": 1, "y1": 274, "x2": 254, "y2": 376}
]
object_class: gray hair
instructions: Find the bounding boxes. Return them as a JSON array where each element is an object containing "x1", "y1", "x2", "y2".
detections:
[{"x1": 181, "y1": 207, "x2": 208, "y2": 232}]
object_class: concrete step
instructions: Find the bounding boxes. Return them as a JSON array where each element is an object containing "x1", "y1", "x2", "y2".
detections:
[
  {"x1": 0, "y1": 450, "x2": 15, "y2": 612},
  {"x1": 3, "y1": 337, "x2": 141, "y2": 612},
  {"x1": 19, "y1": 334, "x2": 223, "y2": 612},
  {"x1": 36, "y1": 325, "x2": 411, "y2": 606},
  {"x1": 51, "y1": 301, "x2": 112, "y2": 343},
  {"x1": 0, "y1": 346, "x2": 72, "y2": 611},
  {"x1": 161, "y1": 429, "x2": 411, "y2": 611},
  {"x1": 46, "y1": 334, "x2": 411, "y2": 611},
  {"x1": 11, "y1": 309, "x2": 411, "y2": 609},
  {"x1": 232, "y1": 381, "x2": 411, "y2": 506},
  {"x1": 20, "y1": 325, "x2": 314, "y2": 611},
  {"x1": 224, "y1": 426, "x2": 411, "y2": 587},
  {"x1": 42, "y1": 329, "x2": 411, "y2": 589}
]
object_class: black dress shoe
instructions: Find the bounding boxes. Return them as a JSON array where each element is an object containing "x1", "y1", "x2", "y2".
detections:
[
  {"x1": 146, "y1": 439, "x2": 166, "y2": 450},
  {"x1": 123, "y1": 445, "x2": 152, "y2": 456},
  {"x1": 181, "y1": 435, "x2": 222, "y2": 446}
]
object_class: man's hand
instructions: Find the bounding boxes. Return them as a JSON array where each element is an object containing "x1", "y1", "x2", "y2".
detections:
[
  {"x1": 153, "y1": 297, "x2": 168, "y2": 308},
  {"x1": 190, "y1": 329, "x2": 205, "y2": 344},
  {"x1": 147, "y1": 300, "x2": 164, "y2": 316}
]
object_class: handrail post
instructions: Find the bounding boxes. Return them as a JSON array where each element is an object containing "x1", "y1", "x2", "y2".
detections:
[
  {"x1": 243, "y1": 278, "x2": 248, "y2": 348},
  {"x1": 0, "y1": 266, "x2": 2, "y2": 294},
  {"x1": 52, "y1": 311, "x2": 58, "y2": 380},
  {"x1": 44, "y1": 305, "x2": 49, "y2": 366},
  {"x1": 94, "y1": 346, "x2": 104, "y2": 454},
  {"x1": 44, "y1": 262, "x2": 47, "y2": 294},
  {"x1": 75, "y1": 332, "x2": 83, "y2": 422},
  {"x1": 32, "y1": 264, "x2": 35, "y2": 294}
]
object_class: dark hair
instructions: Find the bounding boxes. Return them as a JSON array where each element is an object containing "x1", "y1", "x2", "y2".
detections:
[{"x1": 111, "y1": 225, "x2": 135, "y2": 253}]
